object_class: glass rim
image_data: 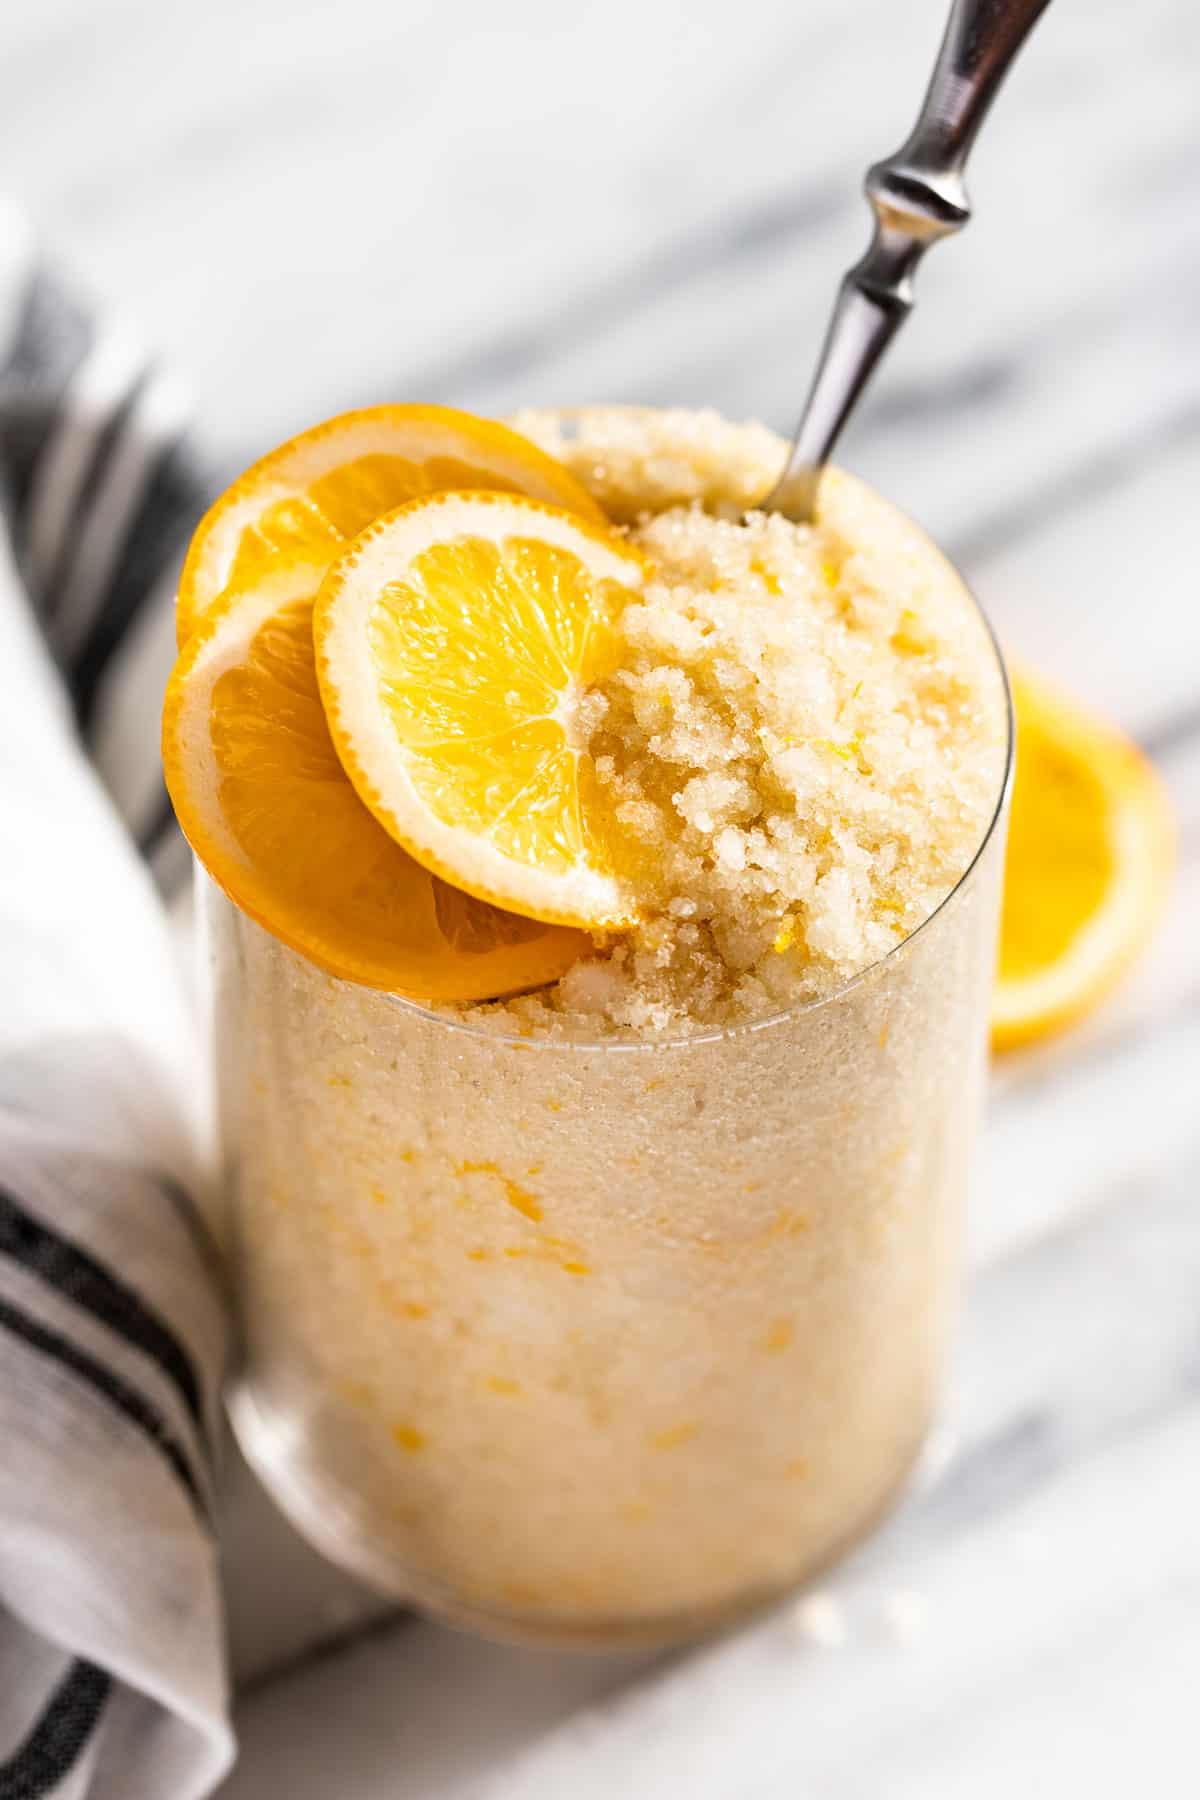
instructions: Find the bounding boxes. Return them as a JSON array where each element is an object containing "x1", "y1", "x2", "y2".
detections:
[{"x1": 380, "y1": 570, "x2": 1015, "y2": 1057}]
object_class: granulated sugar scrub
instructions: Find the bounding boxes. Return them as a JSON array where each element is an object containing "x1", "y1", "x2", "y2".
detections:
[
  {"x1": 477, "y1": 407, "x2": 1007, "y2": 1037},
  {"x1": 168, "y1": 404, "x2": 1010, "y2": 1644}
]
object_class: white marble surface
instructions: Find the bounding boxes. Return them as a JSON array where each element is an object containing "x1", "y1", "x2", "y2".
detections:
[{"x1": 5, "y1": 0, "x2": 1199, "y2": 1792}]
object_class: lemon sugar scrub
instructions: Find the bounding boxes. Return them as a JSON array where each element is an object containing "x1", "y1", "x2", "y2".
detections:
[
  {"x1": 481, "y1": 408, "x2": 1006, "y2": 1035},
  {"x1": 173, "y1": 405, "x2": 1011, "y2": 1643}
]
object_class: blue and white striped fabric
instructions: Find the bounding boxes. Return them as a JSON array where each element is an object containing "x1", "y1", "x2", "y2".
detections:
[{"x1": 0, "y1": 200, "x2": 233, "y2": 1799}]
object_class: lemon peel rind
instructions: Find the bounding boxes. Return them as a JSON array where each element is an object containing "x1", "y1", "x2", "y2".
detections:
[{"x1": 175, "y1": 403, "x2": 608, "y2": 646}]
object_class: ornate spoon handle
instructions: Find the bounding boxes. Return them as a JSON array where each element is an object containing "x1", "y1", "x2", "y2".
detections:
[{"x1": 767, "y1": 0, "x2": 1053, "y2": 521}]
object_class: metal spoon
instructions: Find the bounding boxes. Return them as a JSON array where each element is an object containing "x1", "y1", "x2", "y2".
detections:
[{"x1": 765, "y1": 0, "x2": 1053, "y2": 522}]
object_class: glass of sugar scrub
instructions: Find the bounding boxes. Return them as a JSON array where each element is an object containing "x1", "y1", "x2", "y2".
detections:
[{"x1": 186, "y1": 406, "x2": 1012, "y2": 1647}]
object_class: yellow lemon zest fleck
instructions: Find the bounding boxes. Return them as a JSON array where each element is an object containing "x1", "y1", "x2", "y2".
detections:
[
  {"x1": 811, "y1": 734, "x2": 862, "y2": 765},
  {"x1": 496, "y1": 1234, "x2": 591, "y2": 1274},
  {"x1": 765, "y1": 1317, "x2": 795, "y2": 1353},
  {"x1": 650, "y1": 1422, "x2": 700, "y2": 1451},
  {"x1": 891, "y1": 609, "x2": 928, "y2": 655},
  {"x1": 773, "y1": 915, "x2": 796, "y2": 954},
  {"x1": 458, "y1": 1159, "x2": 544, "y2": 1223},
  {"x1": 383, "y1": 1296, "x2": 429, "y2": 1324},
  {"x1": 750, "y1": 555, "x2": 783, "y2": 595},
  {"x1": 392, "y1": 1422, "x2": 427, "y2": 1453},
  {"x1": 502, "y1": 1179, "x2": 543, "y2": 1222}
]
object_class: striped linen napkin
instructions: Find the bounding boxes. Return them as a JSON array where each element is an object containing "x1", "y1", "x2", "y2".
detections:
[{"x1": 0, "y1": 200, "x2": 233, "y2": 1799}]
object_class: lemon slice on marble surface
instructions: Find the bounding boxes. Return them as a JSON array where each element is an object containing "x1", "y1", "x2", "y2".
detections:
[
  {"x1": 992, "y1": 666, "x2": 1174, "y2": 1050},
  {"x1": 175, "y1": 404, "x2": 606, "y2": 646},
  {"x1": 314, "y1": 492, "x2": 651, "y2": 929},
  {"x1": 162, "y1": 559, "x2": 587, "y2": 997}
]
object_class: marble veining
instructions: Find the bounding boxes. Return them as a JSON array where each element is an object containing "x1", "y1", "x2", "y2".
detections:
[{"x1": 3, "y1": 0, "x2": 1197, "y2": 1793}]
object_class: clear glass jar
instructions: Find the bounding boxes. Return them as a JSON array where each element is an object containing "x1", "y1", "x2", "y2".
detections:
[{"x1": 213, "y1": 712, "x2": 1010, "y2": 1647}]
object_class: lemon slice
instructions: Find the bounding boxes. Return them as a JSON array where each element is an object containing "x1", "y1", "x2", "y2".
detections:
[
  {"x1": 314, "y1": 492, "x2": 651, "y2": 928},
  {"x1": 162, "y1": 560, "x2": 588, "y2": 998},
  {"x1": 176, "y1": 404, "x2": 606, "y2": 645},
  {"x1": 992, "y1": 666, "x2": 1174, "y2": 1050}
]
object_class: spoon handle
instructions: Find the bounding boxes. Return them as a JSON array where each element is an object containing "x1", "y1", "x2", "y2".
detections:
[{"x1": 770, "y1": 0, "x2": 1053, "y2": 520}]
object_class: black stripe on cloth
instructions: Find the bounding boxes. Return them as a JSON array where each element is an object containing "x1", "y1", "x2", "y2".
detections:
[
  {"x1": 156, "y1": 1173, "x2": 229, "y2": 1308},
  {"x1": 41, "y1": 366, "x2": 150, "y2": 624},
  {"x1": 0, "y1": 1295, "x2": 210, "y2": 1527},
  {"x1": 0, "y1": 269, "x2": 93, "y2": 535},
  {"x1": 71, "y1": 433, "x2": 208, "y2": 731},
  {"x1": 135, "y1": 781, "x2": 178, "y2": 861},
  {"x1": 143, "y1": 791, "x2": 190, "y2": 902},
  {"x1": 0, "y1": 1658, "x2": 110, "y2": 1800},
  {"x1": 0, "y1": 1184, "x2": 204, "y2": 1432},
  {"x1": 148, "y1": 823, "x2": 193, "y2": 903}
]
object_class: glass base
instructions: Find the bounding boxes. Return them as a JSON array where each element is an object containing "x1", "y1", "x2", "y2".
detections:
[{"x1": 229, "y1": 1377, "x2": 930, "y2": 1653}]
